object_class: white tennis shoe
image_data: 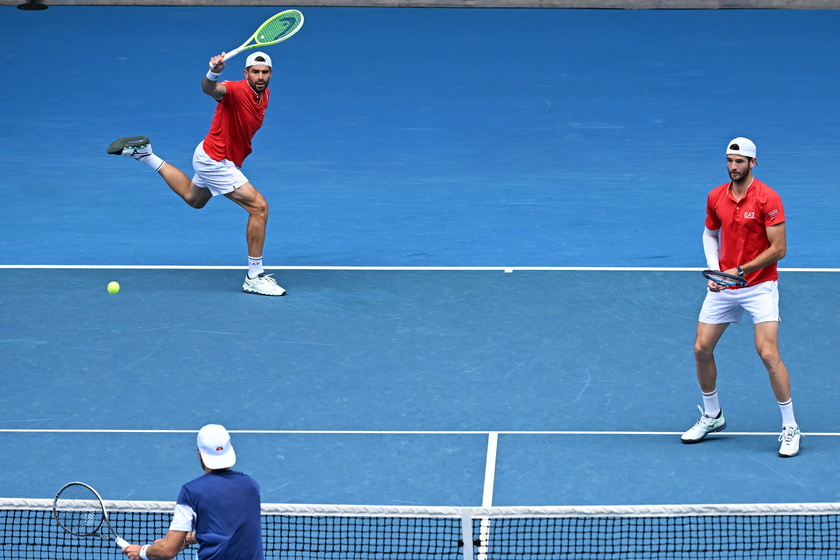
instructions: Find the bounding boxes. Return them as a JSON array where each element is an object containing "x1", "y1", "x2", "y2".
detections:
[
  {"x1": 681, "y1": 405, "x2": 727, "y2": 443},
  {"x1": 243, "y1": 273, "x2": 286, "y2": 296},
  {"x1": 778, "y1": 426, "x2": 802, "y2": 458}
]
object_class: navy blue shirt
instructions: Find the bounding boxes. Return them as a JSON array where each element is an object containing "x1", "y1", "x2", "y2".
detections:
[{"x1": 170, "y1": 470, "x2": 263, "y2": 560}]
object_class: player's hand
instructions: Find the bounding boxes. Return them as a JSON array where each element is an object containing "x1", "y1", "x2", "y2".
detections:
[
  {"x1": 185, "y1": 532, "x2": 197, "y2": 547},
  {"x1": 209, "y1": 53, "x2": 226, "y2": 73},
  {"x1": 707, "y1": 279, "x2": 722, "y2": 293},
  {"x1": 121, "y1": 544, "x2": 141, "y2": 559}
]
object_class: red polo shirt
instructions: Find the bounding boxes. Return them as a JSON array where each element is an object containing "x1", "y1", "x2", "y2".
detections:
[
  {"x1": 202, "y1": 79, "x2": 269, "y2": 168},
  {"x1": 705, "y1": 178, "x2": 785, "y2": 286}
]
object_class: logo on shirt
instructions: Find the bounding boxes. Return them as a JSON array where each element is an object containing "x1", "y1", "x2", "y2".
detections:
[
  {"x1": 743, "y1": 211, "x2": 755, "y2": 219},
  {"x1": 768, "y1": 209, "x2": 779, "y2": 220}
]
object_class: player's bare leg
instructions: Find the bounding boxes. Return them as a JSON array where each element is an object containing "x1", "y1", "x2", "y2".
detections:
[
  {"x1": 108, "y1": 136, "x2": 211, "y2": 209},
  {"x1": 693, "y1": 322, "x2": 728, "y2": 393},
  {"x1": 157, "y1": 164, "x2": 212, "y2": 209},
  {"x1": 227, "y1": 183, "x2": 285, "y2": 296},
  {"x1": 681, "y1": 322, "x2": 729, "y2": 443}
]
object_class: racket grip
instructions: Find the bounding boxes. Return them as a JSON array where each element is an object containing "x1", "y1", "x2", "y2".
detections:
[
  {"x1": 223, "y1": 49, "x2": 241, "y2": 62},
  {"x1": 115, "y1": 537, "x2": 129, "y2": 550}
]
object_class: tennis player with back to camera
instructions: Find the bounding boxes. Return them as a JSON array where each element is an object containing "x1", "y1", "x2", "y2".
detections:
[
  {"x1": 681, "y1": 137, "x2": 801, "y2": 458},
  {"x1": 108, "y1": 51, "x2": 285, "y2": 297},
  {"x1": 122, "y1": 424, "x2": 263, "y2": 560}
]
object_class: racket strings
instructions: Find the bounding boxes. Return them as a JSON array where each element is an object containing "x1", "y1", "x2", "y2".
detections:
[
  {"x1": 705, "y1": 272, "x2": 745, "y2": 287},
  {"x1": 54, "y1": 486, "x2": 104, "y2": 536},
  {"x1": 259, "y1": 14, "x2": 302, "y2": 43}
]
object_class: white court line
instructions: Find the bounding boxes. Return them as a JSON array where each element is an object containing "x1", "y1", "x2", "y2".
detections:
[
  {"x1": 1, "y1": 265, "x2": 840, "y2": 272},
  {"x1": 482, "y1": 432, "x2": 498, "y2": 508},
  {"x1": 1, "y1": 429, "x2": 838, "y2": 436}
]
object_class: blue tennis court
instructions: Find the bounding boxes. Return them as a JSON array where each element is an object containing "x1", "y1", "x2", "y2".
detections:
[{"x1": 2, "y1": 2, "x2": 840, "y2": 528}]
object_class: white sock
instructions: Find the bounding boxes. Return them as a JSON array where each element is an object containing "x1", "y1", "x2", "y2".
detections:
[
  {"x1": 702, "y1": 390, "x2": 720, "y2": 418},
  {"x1": 140, "y1": 153, "x2": 164, "y2": 172},
  {"x1": 248, "y1": 256, "x2": 264, "y2": 279},
  {"x1": 779, "y1": 399, "x2": 797, "y2": 428}
]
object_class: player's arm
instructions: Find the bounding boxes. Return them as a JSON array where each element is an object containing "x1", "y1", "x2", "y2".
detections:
[
  {"x1": 734, "y1": 222, "x2": 787, "y2": 275},
  {"x1": 202, "y1": 53, "x2": 227, "y2": 100},
  {"x1": 702, "y1": 227, "x2": 721, "y2": 271},
  {"x1": 701, "y1": 227, "x2": 724, "y2": 291},
  {"x1": 122, "y1": 530, "x2": 189, "y2": 560}
]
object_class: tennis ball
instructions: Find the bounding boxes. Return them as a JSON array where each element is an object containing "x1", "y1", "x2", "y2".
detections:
[{"x1": 107, "y1": 281, "x2": 120, "y2": 294}]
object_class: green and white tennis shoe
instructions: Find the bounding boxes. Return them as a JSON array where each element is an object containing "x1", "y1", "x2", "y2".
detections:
[
  {"x1": 681, "y1": 405, "x2": 727, "y2": 443},
  {"x1": 243, "y1": 273, "x2": 286, "y2": 296}
]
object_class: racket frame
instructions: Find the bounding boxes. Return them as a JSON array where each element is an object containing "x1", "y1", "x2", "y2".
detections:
[
  {"x1": 53, "y1": 482, "x2": 129, "y2": 550},
  {"x1": 702, "y1": 269, "x2": 748, "y2": 288},
  {"x1": 223, "y1": 9, "x2": 304, "y2": 62}
]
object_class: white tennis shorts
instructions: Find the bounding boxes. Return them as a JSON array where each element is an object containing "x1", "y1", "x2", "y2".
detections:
[
  {"x1": 191, "y1": 141, "x2": 249, "y2": 196},
  {"x1": 699, "y1": 280, "x2": 780, "y2": 325}
]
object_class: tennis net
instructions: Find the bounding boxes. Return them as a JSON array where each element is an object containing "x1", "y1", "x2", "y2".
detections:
[{"x1": 2, "y1": 498, "x2": 839, "y2": 559}]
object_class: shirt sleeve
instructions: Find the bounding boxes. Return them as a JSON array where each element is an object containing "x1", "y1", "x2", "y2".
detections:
[
  {"x1": 704, "y1": 193, "x2": 722, "y2": 231},
  {"x1": 219, "y1": 80, "x2": 238, "y2": 106},
  {"x1": 168, "y1": 503, "x2": 196, "y2": 532},
  {"x1": 762, "y1": 189, "x2": 786, "y2": 227}
]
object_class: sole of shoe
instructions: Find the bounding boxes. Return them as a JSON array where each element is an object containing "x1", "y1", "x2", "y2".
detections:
[
  {"x1": 243, "y1": 286, "x2": 287, "y2": 296},
  {"x1": 107, "y1": 136, "x2": 150, "y2": 155}
]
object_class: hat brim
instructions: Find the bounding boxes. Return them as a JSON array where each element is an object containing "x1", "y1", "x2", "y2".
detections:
[{"x1": 200, "y1": 447, "x2": 236, "y2": 470}]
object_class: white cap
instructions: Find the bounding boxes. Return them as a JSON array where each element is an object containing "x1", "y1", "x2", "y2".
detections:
[
  {"x1": 245, "y1": 52, "x2": 272, "y2": 69},
  {"x1": 726, "y1": 137, "x2": 756, "y2": 159},
  {"x1": 197, "y1": 424, "x2": 236, "y2": 470}
]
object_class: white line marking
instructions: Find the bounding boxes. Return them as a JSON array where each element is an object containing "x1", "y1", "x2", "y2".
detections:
[
  {"x1": 482, "y1": 432, "x2": 498, "y2": 508},
  {"x1": 0, "y1": 429, "x2": 837, "y2": 436},
  {"x1": 1, "y1": 265, "x2": 839, "y2": 272}
]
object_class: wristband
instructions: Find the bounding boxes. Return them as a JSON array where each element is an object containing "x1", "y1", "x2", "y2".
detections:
[
  {"x1": 736, "y1": 266, "x2": 745, "y2": 277},
  {"x1": 140, "y1": 544, "x2": 150, "y2": 560},
  {"x1": 206, "y1": 70, "x2": 221, "y2": 81}
]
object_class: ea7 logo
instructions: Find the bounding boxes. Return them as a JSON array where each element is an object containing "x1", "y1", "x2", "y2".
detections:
[{"x1": 743, "y1": 212, "x2": 756, "y2": 219}]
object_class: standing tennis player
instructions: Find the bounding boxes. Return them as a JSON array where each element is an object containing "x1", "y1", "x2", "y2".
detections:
[
  {"x1": 122, "y1": 424, "x2": 263, "y2": 560},
  {"x1": 108, "y1": 51, "x2": 285, "y2": 296},
  {"x1": 681, "y1": 137, "x2": 801, "y2": 458},
  {"x1": 682, "y1": 137, "x2": 802, "y2": 457}
]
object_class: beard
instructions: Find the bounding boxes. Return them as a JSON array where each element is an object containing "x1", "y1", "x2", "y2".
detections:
[{"x1": 729, "y1": 169, "x2": 747, "y2": 181}]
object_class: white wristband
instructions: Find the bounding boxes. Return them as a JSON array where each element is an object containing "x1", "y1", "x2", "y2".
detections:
[
  {"x1": 206, "y1": 70, "x2": 220, "y2": 81},
  {"x1": 139, "y1": 544, "x2": 150, "y2": 560}
]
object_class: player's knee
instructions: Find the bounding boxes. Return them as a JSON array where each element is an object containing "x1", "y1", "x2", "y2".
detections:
[
  {"x1": 758, "y1": 348, "x2": 782, "y2": 368},
  {"x1": 184, "y1": 187, "x2": 211, "y2": 209},
  {"x1": 693, "y1": 341, "x2": 714, "y2": 360},
  {"x1": 251, "y1": 198, "x2": 268, "y2": 219}
]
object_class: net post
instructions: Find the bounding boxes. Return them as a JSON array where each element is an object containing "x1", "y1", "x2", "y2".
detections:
[{"x1": 460, "y1": 507, "x2": 474, "y2": 560}]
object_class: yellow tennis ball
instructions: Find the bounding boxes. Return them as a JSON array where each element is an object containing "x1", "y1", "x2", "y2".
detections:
[{"x1": 107, "y1": 281, "x2": 120, "y2": 294}]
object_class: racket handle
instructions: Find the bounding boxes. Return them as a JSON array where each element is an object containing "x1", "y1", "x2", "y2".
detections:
[
  {"x1": 223, "y1": 48, "x2": 241, "y2": 62},
  {"x1": 115, "y1": 537, "x2": 129, "y2": 550}
]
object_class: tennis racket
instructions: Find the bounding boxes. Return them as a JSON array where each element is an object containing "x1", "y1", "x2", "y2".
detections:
[
  {"x1": 52, "y1": 482, "x2": 129, "y2": 551},
  {"x1": 223, "y1": 10, "x2": 304, "y2": 62},
  {"x1": 702, "y1": 269, "x2": 748, "y2": 288}
]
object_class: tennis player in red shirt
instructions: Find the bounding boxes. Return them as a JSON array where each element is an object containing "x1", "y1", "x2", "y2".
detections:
[
  {"x1": 108, "y1": 51, "x2": 285, "y2": 296},
  {"x1": 681, "y1": 137, "x2": 801, "y2": 457}
]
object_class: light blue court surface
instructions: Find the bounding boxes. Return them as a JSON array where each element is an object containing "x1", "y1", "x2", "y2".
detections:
[
  {"x1": 1, "y1": 6, "x2": 840, "y2": 511},
  {"x1": 1, "y1": 7, "x2": 839, "y2": 267},
  {"x1": 2, "y1": 269, "x2": 840, "y2": 507}
]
